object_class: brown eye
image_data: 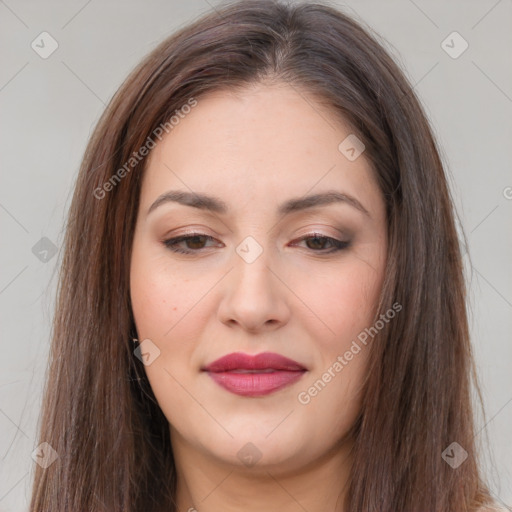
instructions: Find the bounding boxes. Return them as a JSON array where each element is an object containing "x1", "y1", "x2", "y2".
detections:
[
  {"x1": 295, "y1": 234, "x2": 350, "y2": 253},
  {"x1": 163, "y1": 234, "x2": 220, "y2": 254},
  {"x1": 163, "y1": 233, "x2": 349, "y2": 255}
]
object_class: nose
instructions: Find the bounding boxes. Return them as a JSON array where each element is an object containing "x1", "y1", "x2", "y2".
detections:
[{"x1": 217, "y1": 243, "x2": 291, "y2": 333}]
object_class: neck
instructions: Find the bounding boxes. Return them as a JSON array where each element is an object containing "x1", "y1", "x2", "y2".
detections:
[{"x1": 171, "y1": 429, "x2": 352, "y2": 512}]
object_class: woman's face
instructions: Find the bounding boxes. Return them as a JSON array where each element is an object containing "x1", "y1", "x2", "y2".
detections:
[{"x1": 130, "y1": 83, "x2": 387, "y2": 472}]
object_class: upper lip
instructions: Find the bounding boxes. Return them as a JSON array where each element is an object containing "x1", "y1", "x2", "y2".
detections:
[{"x1": 202, "y1": 352, "x2": 306, "y2": 372}]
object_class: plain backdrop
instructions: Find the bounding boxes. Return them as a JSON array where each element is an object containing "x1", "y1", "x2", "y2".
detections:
[{"x1": 0, "y1": 0, "x2": 511, "y2": 510}]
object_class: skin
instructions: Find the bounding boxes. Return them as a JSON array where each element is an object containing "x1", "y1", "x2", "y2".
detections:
[{"x1": 130, "y1": 81, "x2": 387, "y2": 512}]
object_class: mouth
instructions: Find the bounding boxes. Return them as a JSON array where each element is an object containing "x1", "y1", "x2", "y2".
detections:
[{"x1": 202, "y1": 352, "x2": 307, "y2": 397}]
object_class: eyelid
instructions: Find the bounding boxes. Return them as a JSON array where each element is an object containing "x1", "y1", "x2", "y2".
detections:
[
  {"x1": 163, "y1": 232, "x2": 221, "y2": 246},
  {"x1": 161, "y1": 232, "x2": 222, "y2": 255},
  {"x1": 163, "y1": 229, "x2": 346, "y2": 244},
  {"x1": 292, "y1": 226, "x2": 345, "y2": 238},
  {"x1": 292, "y1": 231, "x2": 345, "y2": 242},
  {"x1": 162, "y1": 230, "x2": 350, "y2": 255},
  {"x1": 290, "y1": 232, "x2": 350, "y2": 251}
]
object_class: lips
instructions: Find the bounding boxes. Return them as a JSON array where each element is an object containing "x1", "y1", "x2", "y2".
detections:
[{"x1": 202, "y1": 352, "x2": 307, "y2": 397}]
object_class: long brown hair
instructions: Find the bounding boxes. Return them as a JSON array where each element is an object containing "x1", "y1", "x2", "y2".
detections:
[{"x1": 30, "y1": 0, "x2": 494, "y2": 510}]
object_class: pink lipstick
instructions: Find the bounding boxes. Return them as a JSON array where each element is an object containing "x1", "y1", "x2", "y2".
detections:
[{"x1": 202, "y1": 352, "x2": 307, "y2": 397}]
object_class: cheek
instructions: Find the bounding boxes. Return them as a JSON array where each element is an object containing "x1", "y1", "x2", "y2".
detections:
[
  {"x1": 129, "y1": 246, "x2": 213, "y2": 386},
  {"x1": 129, "y1": 256, "x2": 199, "y2": 412},
  {"x1": 130, "y1": 268, "x2": 173, "y2": 339},
  {"x1": 293, "y1": 252, "x2": 385, "y2": 429},
  {"x1": 130, "y1": 246, "x2": 199, "y2": 340},
  {"x1": 293, "y1": 270, "x2": 379, "y2": 434},
  {"x1": 295, "y1": 258, "x2": 384, "y2": 349}
]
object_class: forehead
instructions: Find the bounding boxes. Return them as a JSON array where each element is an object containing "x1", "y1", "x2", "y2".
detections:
[{"x1": 141, "y1": 83, "x2": 381, "y2": 216}]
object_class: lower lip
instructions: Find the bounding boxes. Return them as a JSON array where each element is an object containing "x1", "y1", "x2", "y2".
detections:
[{"x1": 205, "y1": 370, "x2": 306, "y2": 397}]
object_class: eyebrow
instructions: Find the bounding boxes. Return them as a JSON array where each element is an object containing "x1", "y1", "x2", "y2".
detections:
[{"x1": 147, "y1": 189, "x2": 370, "y2": 218}]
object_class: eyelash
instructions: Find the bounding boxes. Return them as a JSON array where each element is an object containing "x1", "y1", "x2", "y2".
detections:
[{"x1": 162, "y1": 232, "x2": 350, "y2": 255}]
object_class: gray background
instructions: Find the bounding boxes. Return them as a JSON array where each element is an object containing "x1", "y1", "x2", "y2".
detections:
[{"x1": 0, "y1": 0, "x2": 511, "y2": 510}]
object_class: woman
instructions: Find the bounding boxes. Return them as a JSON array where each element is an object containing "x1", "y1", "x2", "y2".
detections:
[{"x1": 29, "y1": 0, "x2": 506, "y2": 510}]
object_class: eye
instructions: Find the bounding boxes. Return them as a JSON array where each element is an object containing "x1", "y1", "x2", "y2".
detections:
[
  {"x1": 162, "y1": 232, "x2": 350, "y2": 255},
  {"x1": 163, "y1": 233, "x2": 221, "y2": 254},
  {"x1": 292, "y1": 233, "x2": 350, "y2": 253}
]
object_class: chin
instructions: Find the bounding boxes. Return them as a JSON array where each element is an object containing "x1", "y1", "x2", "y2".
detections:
[{"x1": 199, "y1": 427, "x2": 311, "y2": 471}]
